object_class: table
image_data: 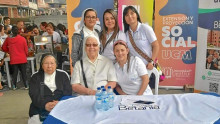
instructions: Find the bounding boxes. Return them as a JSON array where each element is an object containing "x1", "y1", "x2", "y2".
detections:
[
  {"x1": 4, "y1": 57, "x2": 35, "y2": 88},
  {"x1": 43, "y1": 93, "x2": 220, "y2": 124}
]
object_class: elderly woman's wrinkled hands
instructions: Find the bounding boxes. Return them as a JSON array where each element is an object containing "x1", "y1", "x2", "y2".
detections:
[{"x1": 45, "y1": 100, "x2": 59, "y2": 112}]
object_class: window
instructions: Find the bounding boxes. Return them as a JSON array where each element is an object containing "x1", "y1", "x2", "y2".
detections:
[{"x1": 0, "y1": 7, "x2": 8, "y2": 16}]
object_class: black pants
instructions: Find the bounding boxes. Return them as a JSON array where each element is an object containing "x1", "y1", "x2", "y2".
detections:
[
  {"x1": 11, "y1": 63, "x2": 27, "y2": 87},
  {"x1": 149, "y1": 73, "x2": 156, "y2": 89},
  {"x1": 56, "y1": 52, "x2": 62, "y2": 69}
]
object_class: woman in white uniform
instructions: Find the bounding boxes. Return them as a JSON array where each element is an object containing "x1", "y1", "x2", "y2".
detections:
[
  {"x1": 113, "y1": 40, "x2": 152, "y2": 95},
  {"x1": 123, "y1": 6, "x2": 159, "y2": 70},
  {"x1": 100, "y1": 9, "x2": 126, "y2": 61}
]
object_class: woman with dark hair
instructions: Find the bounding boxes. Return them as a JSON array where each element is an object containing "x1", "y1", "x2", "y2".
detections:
[
  {"x1": 28, "y1": 53, "x2": 72, "y2": 123},
  {"x1": 71, "y1": 8, "x2": 100, "y2": 67},
  {"x1": 39, "y1": 22, "x2": 47, "y2": 35},
  {"x1": 123, "y1": 6, "x2": 159, "y2": 70},
  {"x1": 100, "y1": 9, "x2": 126, "y2": 61},
  {"x1": 2, "y1": 26, "x2": 28, "y2": 90},
  {"x1": 113, "y1": 40, "x2": 152, "y2": 95},
  {"x1": 57, "y1": 24, "x2": 68, "y2": 44}
]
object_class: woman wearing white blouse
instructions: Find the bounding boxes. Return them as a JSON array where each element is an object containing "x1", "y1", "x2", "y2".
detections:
[
  {"x1": 114, "y1": 40, "x2": 153, "y2": 95},
  {"x1": 100, "y1": 9, "x2": 126, "y2": 61}
]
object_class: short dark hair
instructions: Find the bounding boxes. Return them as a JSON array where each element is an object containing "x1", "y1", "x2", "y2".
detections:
[
  {"x1": 11, "y1": 26, "x2": 19, "y2": 36},
  {"x1": 123, "y1": 6, "x2": 142, "y2": 33},
  {"x1": 3, "y1": 17, "x2": 10, "y2": 22},
  {"x1": 40, "y1": 22, "x2": 47, "y2": 27}
]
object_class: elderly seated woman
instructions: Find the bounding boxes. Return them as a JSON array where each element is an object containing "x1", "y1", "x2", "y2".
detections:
[
  {"x1": 71, "y1": 35, "x2": 117, "y2": 95},
  {"x1": 28, "y1": 53, "x2": 72, "y2": 123}
]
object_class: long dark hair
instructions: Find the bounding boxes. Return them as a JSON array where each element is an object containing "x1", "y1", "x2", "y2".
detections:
[
  {"x1": 100, "y1": 9, "x2": 120, "y2": 52},
  {"x1": 123, "y1": 6, "x2": 142, "y2": 33}
]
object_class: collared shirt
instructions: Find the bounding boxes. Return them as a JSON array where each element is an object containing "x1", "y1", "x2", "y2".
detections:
[
  {"x1": 101, "y1": 30, "x2": 126, "y2": 61},
  {"x1": 83, "y1": 26, "x2": 99, "y2": 39},
  {"x1": 114, "y1": 56, "x2": 152, "y2": 95},
  {"x1": 44, "y1": 71, "x2": 57, "y2": 92},
  {"x1": 126, "y1": 22, "x2": 157, "y2": 65},
  {"x1": 71, "y1": 54, "x2": 117, "y2": 91}
]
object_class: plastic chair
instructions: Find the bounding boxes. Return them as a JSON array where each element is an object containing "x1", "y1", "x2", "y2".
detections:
[{"x1": 147, "y1": 67, "x2": 160, "y2": 95}]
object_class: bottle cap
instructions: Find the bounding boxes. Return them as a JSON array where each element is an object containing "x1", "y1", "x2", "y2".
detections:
[
  {"x1": 108, "y1": 86, "x2": 111, "y2": 89},
  {"x1": 102, "y1": 89, "x2": 106, "y2": 91},
  {"x1": 97, "y1": 87, "x2": 101, "y2": 90},
  {"x1": 101, "y1": 86, "x2": 105, "y2": 89}
]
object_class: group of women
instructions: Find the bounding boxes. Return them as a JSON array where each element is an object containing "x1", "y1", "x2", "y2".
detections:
[
  {"x1": 71, "y1": 6, "x2": 159, "y2": 95},
  {"x1": 28, "y1": 6, "x2": 159, "y2": 123}
]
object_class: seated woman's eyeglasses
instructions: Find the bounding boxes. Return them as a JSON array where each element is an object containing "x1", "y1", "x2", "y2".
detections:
[
  {"x1": 86, "y1": 44, "x2": 98, "y2": 47},
  {"x1": 85, "y1": 16, "x2": 97, "y2": 20}
]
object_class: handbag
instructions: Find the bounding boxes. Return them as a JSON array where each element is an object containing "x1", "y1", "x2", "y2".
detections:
[
  {"x1": 154, "y1": 59, "x2": 165, "y2": 81},
  {"x1": 128, "y1": 31, "x2": 165, "y2": 81}
]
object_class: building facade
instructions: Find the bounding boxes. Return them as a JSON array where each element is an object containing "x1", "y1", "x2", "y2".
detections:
[{"x1": 0, "y1": 0, "x2": 49, "y2": 19}]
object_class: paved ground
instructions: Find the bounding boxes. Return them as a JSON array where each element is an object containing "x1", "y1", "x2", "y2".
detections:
[{"x1": 0, "y1": 86, "x2": 191, "y2": 124}]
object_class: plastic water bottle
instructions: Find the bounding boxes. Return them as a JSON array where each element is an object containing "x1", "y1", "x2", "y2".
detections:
[
  {"x1": 101, "y1": 86, "x2": 105, "y2": 90},
  {"x1": 95, "y1": 87, "x2": 102, "y2": 110},
  {"x1": 107, "y1": 86, "x2": 114, "y2": 108},
  {"x1": 101, "y1": 89, "x2": 109, "y2": 111}
]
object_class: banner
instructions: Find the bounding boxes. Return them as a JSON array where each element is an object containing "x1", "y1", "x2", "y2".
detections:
[
  {"x1": 66, "y1": 0, "x2": 114, "y2": 70},
  {"x1": 118, "y1": 0, "x2": 154, "y2": 30},
  {"x1": 194, "y1": 0, "x2": 220, "y2": 94},
  {"x1": 154, "y1": 0, "x2": 198, "y2": 86}
]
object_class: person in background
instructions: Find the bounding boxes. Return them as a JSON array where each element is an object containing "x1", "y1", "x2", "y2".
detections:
[
  {"x1": 28, "y1": 53, "x2": 72, "y2": 123},
  {"x1": 2, "y1": 26, "x2": 28, "y2": 90},
  {"x1": 113, "y1": 40, "x2": 153, "y2": 95},
  {"x1": 71, "y1": 35, "x2": 117, "y2": 95},
  {"x1": 71, "y1": 8, "x2": 100, "y2": 67},
  {"x1": 4, "y1": 25, "x2": 11, "y2": 36},
  {"x1": 39, "y1": 22, "x2": 47, "y2": 35},
  {"x1": 42, "y1": 24, "x2": 61, "y2": 46},
  {"x1": 3, "y1": 17, "x2": 12, "y2": 29},
  {"x1": 0, "y1": 25, "x2": 7, "y2": 88},
  {"x1": 0, "y1": 25, "x2": 8, "y2": 46},
  {"x1": 16, "y1": 21, "x2": 25, "y2": 35},
  {"x1": 57, "y1": 23, "x2": 68, "y2": 44},
  {"x1": 32, "y1": 25, "x2": 40, "y2": 36},
  {"x1": 123, "y1": 6, "x2": 159, "y2": 70},
  {"x1": 25, "y1": 25, "x2": 35, "y2": 57},
  {"x1": 100, "y1": 9, "x2": 126, "y2": 61},
  {"x1": 42, "y1": 24, "x2": 62, "y2": 68}
]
